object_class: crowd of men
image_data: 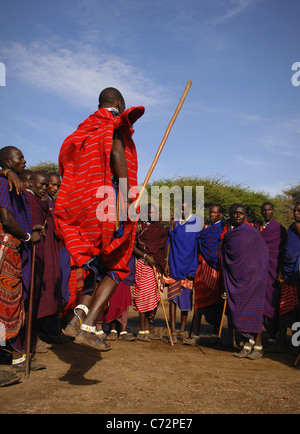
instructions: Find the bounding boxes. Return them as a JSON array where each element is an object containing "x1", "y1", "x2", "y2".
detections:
[{"x1": 0, "y1": 87, "x2": 299, "y2": 387}]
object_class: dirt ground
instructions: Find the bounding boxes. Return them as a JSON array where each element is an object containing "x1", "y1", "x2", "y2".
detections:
[{"x1": 0, "y1": 301, "x2": 299, "y2": 415}]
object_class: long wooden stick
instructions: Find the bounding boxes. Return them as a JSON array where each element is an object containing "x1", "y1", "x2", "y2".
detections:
[
  {"x1": 135, "y1": 80, "x2": 192, "y2": 210},
  {"x1": 25, "y1": 244, "x2": 36, "y2": 379},
  {"x1": 294, "y1": 353, "x2": 300, "y2": 368},
  {"x1": 153, "y1": 266, "x2": 174, "y2": 346},
  {"x1": 218, "y1": 294, "x2": 228, "y2": 339}
]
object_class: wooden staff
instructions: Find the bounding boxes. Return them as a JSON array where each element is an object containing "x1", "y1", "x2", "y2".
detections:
[
  {"x1": 134, "y1": 80, "x2": 192, "y2": 210},
  {"x1": 218, "y1": 293, "x2": 228, "y2": 339},
  {"x1": 25, "y1": 244, "x2": 36, "y2": 379},
  {"x1": 152, "y1": 266, "x2": 174, "y2": 346},
  {"x1": 294, "y1": 353, "x2": 300, "y2": 368}
]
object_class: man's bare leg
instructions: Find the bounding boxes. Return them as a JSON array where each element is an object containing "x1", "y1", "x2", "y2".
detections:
[
  {"x1": 63, "y1": 294, "x2": 93, "y2": 338},
  {"x1": 74, "y1": 276, "x2": 118, "y2": 350}
]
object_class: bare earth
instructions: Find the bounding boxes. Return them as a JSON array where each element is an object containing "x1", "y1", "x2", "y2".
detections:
[{"x1": 0, "y1": 301, "x2": 299, "y2": 415}]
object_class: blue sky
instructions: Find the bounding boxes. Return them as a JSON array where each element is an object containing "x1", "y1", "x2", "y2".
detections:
[{"x1": 0, "y1": 0, "x2": 299, "y2": 197}]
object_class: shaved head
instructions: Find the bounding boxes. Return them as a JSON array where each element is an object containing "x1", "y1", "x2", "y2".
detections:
[{"x1": 98, "y1": 87, "x2": 125, "y2": 113}]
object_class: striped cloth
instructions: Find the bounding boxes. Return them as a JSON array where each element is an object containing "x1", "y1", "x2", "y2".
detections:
[
  {"x1": 0, "y1": 227, "x2": 24, "y2": 341},
  {"x1": 54, "y1": 106, "x2": 144, "y2": 283},
  {"x1": 194, "y1": 221, "x2": 227, "y2": 310},
  {"x1": 221, "y1": 222, "x2": 269, "y2": 334},
  {"x1": 133, "y1": 259, "x2": 161, "y2": 314},
  {"x1": 279, "y1": 280, "x2": 299, "y2": 316},
  {"x1": 194, "y1": 258, "x2": 220, "y2": 309}
]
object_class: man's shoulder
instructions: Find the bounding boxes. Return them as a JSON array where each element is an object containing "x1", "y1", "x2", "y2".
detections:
[
  {"x1": 0, "y1": 176, "x2": 9, "y2": 190},
  {"x1": 0, "y1": 177, "x2": 13, "y2": 201}
]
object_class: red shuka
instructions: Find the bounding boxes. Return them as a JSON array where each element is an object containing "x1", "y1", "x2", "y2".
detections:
[{"x1": 54, "y1": 106, "x2": 144, "y2": 281}]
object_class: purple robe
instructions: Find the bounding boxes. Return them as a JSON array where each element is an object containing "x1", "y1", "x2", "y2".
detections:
[
  {"x1": 259, "y1": 220, "x2": 287, "y2": 320},
  {"x1": 24, "y1": 191, "x2": 62, "y2": 318},
  {"x1": 221, "y1": 222, "x2": 269, "y2": 334}
]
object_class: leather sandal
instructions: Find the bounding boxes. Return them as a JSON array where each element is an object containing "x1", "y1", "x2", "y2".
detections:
[
  {"x1": 74, "y1": 326, "x2": 111, "y2": 352},
  {"x1": 62, "y1": 322, "x2": 80, "y2": 338}
]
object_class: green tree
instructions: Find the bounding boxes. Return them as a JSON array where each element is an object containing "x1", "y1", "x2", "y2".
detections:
[
  {"x1": 27, "y1": 161, "x2": 59, "y2": 175},
  {"x1": 275, "y1": 181, "x2": 300, "y2": 228},
  {"x1": 146, "y1": 175, "x2": 285, "y2": 226}
]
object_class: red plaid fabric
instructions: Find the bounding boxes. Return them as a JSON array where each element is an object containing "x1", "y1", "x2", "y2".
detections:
[
  {"x1": 54, "y1": 106, "x2": 144, "y2": 282},
  {"x1": 280, "y1": 280, "x2": 299, "y2": 316}
]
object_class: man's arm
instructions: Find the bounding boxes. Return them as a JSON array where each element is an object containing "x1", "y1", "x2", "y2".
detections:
[
  {"x1": 111, "y1": 132, "x2": 129, "y2": 200},
  {"x1": 0, "y1": 207, "x2": 41, "y2": 243},
  {"x1": 0, "y1": 170, "x2": 23, "y2": 195}
]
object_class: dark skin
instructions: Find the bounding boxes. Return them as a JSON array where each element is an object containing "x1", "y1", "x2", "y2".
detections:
[
  {"x1": 0, "y1": 149, "x2": 42, "y2": 243},
  {"x1": 0, "y1": 147, "x2": 24, "y2": 195},
  {"x1": 293, "y1": 203, "x2": 300, "y2": 235},
  {"x1": 69, "y1": 94, "x2": 130, "y2": 348},
  {"x1": 29, "y1": 174, "x2": 49, "y2": 199},
  {"x1": 230, "y1": 205, "x2": 247, "y2": 227},
  {"x1": 47, "y1": 175, "x2": 61, "y2": 198},
  {"x1": 261, "y1": 204, "x2": 274, "y2": 223}
]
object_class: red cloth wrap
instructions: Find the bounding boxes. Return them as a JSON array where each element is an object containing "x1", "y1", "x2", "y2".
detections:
[{"x1": 54, "y1": 107, "x2": 144, "y2": 282}]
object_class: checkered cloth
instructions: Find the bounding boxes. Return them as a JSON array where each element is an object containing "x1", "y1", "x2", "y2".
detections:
[
  {"x1": 0, "y1": 179, "x2": 32, "y2": 294},
  {"x1": 221, "y1": 222, "x2": 269, "y2": 334}
]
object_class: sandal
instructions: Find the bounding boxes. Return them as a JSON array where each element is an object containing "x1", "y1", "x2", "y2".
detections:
[
  {"x1": 178, "y1": 332, "x2": 189, "y2": 343},
  {"x1": 183, "y1": 335, "x2": 199, "y2": 346},
  {"x1": 148, "y1": 333, "x2": 161, "y2": 340},
  {"x1": 248, "y1": 345, "x2": 264, "y2": 360},
  {"x1": 0, "y1": 369, "x2": 21, "y2": 387},
  {"x1": 95, "y1": 330, "x2": 107, "y2": 339},
  {"x1": 74, "y1": 326, "x2": 111, "y2": 352},
  {"x1": 234, "y1": 340, "x2": 254, "y2": 358},
  {"x1": 137, "y1": 331, "x2": 152, "y2": 342},
  {"x1": 119, "y1": 331, "x2": 136, "y2": 341},
  {"x1": 62, "y1": 322, "x2": 80, "y2": 339},
  {"x1": 106, "y1": 330, "x2": 118, "y2": 341},
  {"x1": 169, "y1": 333, "x2": 178, "y2": 344},
  {"x1": 12, "y1": 355, "x2": 46, "y2": 372},
  {"x1": 35, "y1": 340, "x2": 54, "y2": 353}
]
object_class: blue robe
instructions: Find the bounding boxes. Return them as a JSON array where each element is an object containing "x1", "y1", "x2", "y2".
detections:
[{"x1": 168, "y1": 215, "x2": 202, "y2": 280}]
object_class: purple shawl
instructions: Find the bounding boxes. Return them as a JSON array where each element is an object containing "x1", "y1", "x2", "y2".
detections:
[
  {"x1": 283, "y1": 224, "x2": 300, "y2": 286},
  {"x1": 198, "y1": 220, "x2": 226, "y2": 271},
  {"x1": 259, "y1": 220, "x2": 287, "y2": 319},
  {"x1": 221, "y1": 222, "x2": 269, "y2": 334},
  {"x1": 24, "y1": 192, "x2": 62, "y2": 318}
]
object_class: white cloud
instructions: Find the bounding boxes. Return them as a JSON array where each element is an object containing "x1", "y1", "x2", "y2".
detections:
[
  {"x1": 1, "y1": 40, "x2": 169, "y2": 109},
  {"x1": 213, "y1": 0, "x2": 253, "y2": 24},
  {"x1": 236, "y1": 155, "x2": 265, "y2": 167}
]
